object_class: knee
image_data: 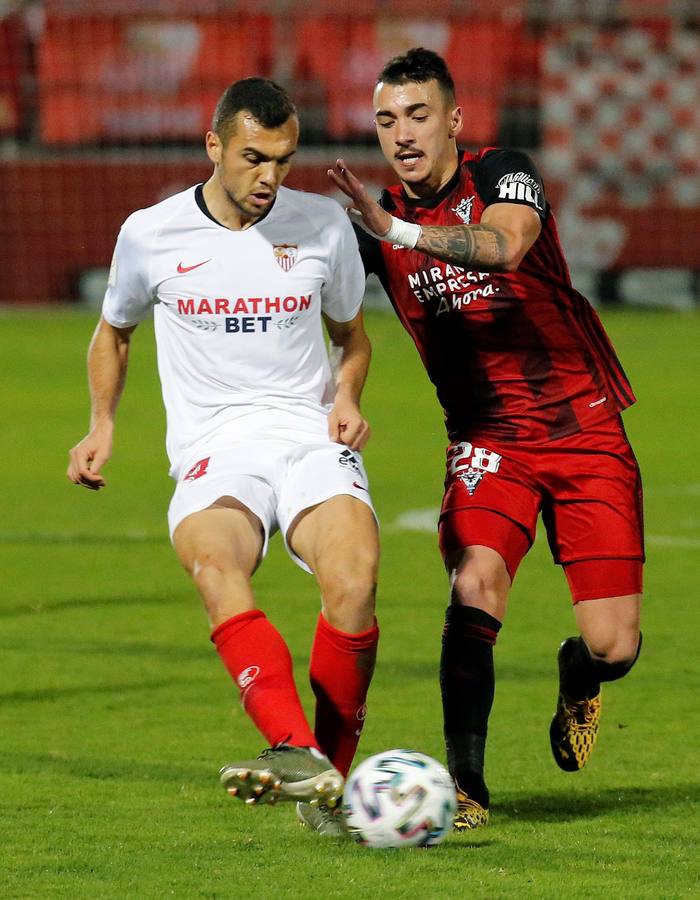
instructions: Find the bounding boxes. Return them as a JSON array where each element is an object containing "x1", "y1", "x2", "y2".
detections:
[
  {"x1": 190, "y1": 552, "x2": 254, "y2": 618},
  {"x1": 320, "y1": 560, "x2": 377, "y2": 630},
  {"x1": 451, "y1": 566, "x2": 507, "y2": 617},
  {"x1": 191, "y1": 552, "x2": 226, "y2": 593},
  {"x1": 587, "y1": 629, "x2": 642, "y2": 668},
  {"x1": 324, "y1": 570, "x2": 377, "y2": 614}
]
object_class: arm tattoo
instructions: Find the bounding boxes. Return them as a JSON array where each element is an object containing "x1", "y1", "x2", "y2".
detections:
[{"x1": 416, "y1": 225, "x2": 509, "y2": 269}]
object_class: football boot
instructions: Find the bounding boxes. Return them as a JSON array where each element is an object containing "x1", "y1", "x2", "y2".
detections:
[
  {"x1": 453, "y1": 784, "x2": 490, "y2": 830},
  {"x1": 219, "y1": 744, "x2": 344, "y2": 807},
  {"x1": 550, "y1": 638, "x2": 602, "y2": 771},
  {"x1": 296, "y1": 801, "x2": 347, "y2": 838}
]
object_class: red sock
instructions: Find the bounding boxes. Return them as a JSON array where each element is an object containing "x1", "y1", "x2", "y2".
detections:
[
  {"x1": 211, "y1": 610, "x2": 318, "y2": 750},
  {"x1": 309, "y1": 613, "x2": 379, "y2": 777}
]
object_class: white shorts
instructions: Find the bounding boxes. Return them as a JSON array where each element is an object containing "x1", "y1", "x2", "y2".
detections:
[{"x1": 167, "y1": 439, "x2": 375, "y2": 573}]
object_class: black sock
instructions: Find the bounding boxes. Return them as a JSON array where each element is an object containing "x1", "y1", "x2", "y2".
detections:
[
  {"x1": 440, "y1": 604, "x2": 502, "y2": 807},
  {"x1": 561, "y1": 633, "x2": 643, "y2": 701}
]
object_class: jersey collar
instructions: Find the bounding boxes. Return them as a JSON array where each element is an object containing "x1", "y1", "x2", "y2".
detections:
[
  {"x1": 194, "y1": 184, "x2": 278, "y2": 229},
  {"x1": 389, "y1": 151, "x2": 464, "y2": 211}
]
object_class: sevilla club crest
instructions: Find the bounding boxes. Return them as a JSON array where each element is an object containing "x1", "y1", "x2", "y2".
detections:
[{"x1": 273, "y1": 243, "x2": 298, "y2": 272}]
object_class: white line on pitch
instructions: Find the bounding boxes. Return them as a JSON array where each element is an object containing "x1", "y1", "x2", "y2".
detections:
[
  {"x1": 647, "y1": 535, "x2": 700, "y2": 549},
  {"x1": 0, "y1": 531, "x2": 164, "y2": 544},
  {"x1": 646, "y1": 484, "x2": 700, "y2": 496},
  {"x1": 391, "y1": 509, "x2": 440, "y2": 532}
]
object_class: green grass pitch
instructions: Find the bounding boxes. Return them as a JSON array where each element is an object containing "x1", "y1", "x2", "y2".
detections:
[{"x1": 1, "y1": 305, "x2": 699, "y2": 898}]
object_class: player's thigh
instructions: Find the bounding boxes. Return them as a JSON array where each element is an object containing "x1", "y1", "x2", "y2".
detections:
[
  {"x1": 278, "y1": 442, "x2": 377, "y2": 575},
  {"x1": 172, "y1": 502, "x2": 266, "y2": 626},
  {"x1": 173, "y1": 500, "x2": 264, "y2": 579},
  {"x1": 289, "y1": 494, "x2": 379, "y2": 581},
  {"x1": 168, "y1": 446, "x2": 278, "y2": 560},
  {"x1": 289, "y1": 494, "x2": 379, "y2": 633}
]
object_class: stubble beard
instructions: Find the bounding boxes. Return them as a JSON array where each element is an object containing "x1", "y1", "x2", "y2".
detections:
[{"x1": 223, "y1": 186, "x2": 267, "y2": 222}]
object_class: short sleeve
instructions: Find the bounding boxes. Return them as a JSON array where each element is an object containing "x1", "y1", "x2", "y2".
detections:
[
  {"x1": 475, "y1": 149, "x2": 547, "y2": 221},
  {"x1": 102, "y1": 216, "x2": 155, "y2": 328},
  {"x1": 353, "y1": 223, "x2": 384, "y2": 278},
  {"x1": 321, "y1": 208, "x2": 366, "y2": 323}
]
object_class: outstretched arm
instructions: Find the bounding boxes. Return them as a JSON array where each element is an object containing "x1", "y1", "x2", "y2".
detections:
[
  {"x1": 416, "y1": 203, "x2": 541, "y2": 271},
  {"x1": 323, "y1": 310, "x2": 372, "y2": 452},
  {"x1": 67, "y1": 317, "x2": 136, "y2": 490},
  {"x1": 328, "y1": 158, "x2": 541, "y2": 272}
]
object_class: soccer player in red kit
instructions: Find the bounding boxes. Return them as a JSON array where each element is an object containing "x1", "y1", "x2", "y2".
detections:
[{"x1": 330, "y1": 48, "x2": 643, "y2": 830}]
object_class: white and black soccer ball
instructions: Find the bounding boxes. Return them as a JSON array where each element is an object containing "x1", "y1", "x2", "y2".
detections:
[{"x1": 343, "y1": 749, "x2": 457, "y2": 849}]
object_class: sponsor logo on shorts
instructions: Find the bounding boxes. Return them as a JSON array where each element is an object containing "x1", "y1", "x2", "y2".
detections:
[
  {"x1": 352, "y1": 481, "x2": 368, "y2": 492},
  {"x1": 183, "y1": 457, "x2": 210, "y2": 481},
  {"x1": 338, "y1": 448, "x2": 360, "y2": 473},
  {"x1": 237, "y1": 665, "x2": 260, "y2": 690}
]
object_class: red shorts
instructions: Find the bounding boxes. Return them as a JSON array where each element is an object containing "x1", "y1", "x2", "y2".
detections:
[{"x1": 438, "y1": 416, "x2": 644, "y2": 602}]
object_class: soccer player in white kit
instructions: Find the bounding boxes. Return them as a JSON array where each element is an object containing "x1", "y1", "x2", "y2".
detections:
[{"x1": 67, "y1": 78, "x2": 379, "y2": 836}]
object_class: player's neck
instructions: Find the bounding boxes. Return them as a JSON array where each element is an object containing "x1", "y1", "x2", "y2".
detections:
[
  {"x1": 401, "y1": 148, "x2": 460, "y2": 200},
  {"x1": 202, "y1": 178, "x2": 259, "y2": 231}
]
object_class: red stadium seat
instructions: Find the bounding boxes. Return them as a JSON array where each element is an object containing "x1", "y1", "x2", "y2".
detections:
[
  {"x1": 37, "y1": 13, "x2": 274, "y2": 144},
  {"x1": 294, "y1": 15, "x2": 516, "y2": 145},
  {"x1": 0, "y1": 14, "x2": 32, "y2": 137}
]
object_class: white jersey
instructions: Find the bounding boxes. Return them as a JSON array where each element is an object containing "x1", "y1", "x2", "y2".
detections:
[{"x1": 102, "y1": 185, "x2": 365, "y2": 476}]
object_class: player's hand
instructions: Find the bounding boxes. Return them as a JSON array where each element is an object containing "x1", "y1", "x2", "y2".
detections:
[
  {"x1": 328, "y1": 400, "x2": 371, "y2": 452},
  {"x1": 328, "y1": 158, "x2": 393, "y2": 239},
  {"x1": 67, "y1": 423, "x2": 113, "y2": 490}
]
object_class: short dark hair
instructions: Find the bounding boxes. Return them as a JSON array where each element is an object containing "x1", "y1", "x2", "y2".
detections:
[
  {"x1": 378, "y1": 47, "x2": 456, "y2": 105},
  {"x1": 212, "y1": 77, "x2": 297, "y2": 143}
]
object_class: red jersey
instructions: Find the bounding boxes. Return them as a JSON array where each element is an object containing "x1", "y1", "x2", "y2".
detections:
[{"x1": 356, "y1": 149, "x2": 635, "y2": 443}]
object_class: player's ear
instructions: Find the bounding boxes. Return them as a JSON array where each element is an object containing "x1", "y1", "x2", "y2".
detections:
[
  {"x1": 448, "y1": 105, "x2": 463, "y2": 139},
  {"x1": 205, "y1": 131, "x2": 223, "y2": 165}
]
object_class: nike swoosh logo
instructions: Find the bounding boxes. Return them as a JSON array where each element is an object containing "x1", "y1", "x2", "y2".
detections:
[
  {"x1": 177, "y1": 259, "x2": 211, "y2": 274},
  {"x1": 353, "y1": 481, "x2": 368, "y2": 492}
]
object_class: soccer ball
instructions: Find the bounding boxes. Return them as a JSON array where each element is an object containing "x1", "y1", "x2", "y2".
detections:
[{"x1": 343, "y1": 749, "x2": 457, "y2": 849}]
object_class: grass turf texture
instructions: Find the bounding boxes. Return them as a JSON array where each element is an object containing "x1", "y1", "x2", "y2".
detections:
[{"x1": 1, "y1": 306, "x2": 699, "y2": 899}]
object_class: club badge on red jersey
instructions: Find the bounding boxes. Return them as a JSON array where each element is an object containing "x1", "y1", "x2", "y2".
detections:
[{"x1": 451, "y1": 197, "x2": 474, "y2": 224}]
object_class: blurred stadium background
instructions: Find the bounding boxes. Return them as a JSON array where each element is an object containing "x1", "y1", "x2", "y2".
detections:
[{"x1": 0, "y1": 0, "x2": 698, "y2": 310}]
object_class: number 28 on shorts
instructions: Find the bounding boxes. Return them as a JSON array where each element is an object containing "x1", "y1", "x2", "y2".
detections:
[{"x1": 447, "y1": 442, "x2": 502, "y2": 477}]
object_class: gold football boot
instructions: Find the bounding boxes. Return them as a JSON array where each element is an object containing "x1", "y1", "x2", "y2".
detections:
[
  {"x1": 550, "y1": 638, "x2": 602, "y2": 771},
  {"x1": 453, "y1": 784, "x2": 490, "y2": 830}
]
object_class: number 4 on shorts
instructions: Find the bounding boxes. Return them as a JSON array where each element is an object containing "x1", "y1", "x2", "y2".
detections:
[{"x1": 183, "y1": 457, "x2": 210, "y2": 481}]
